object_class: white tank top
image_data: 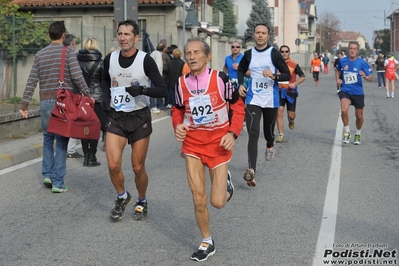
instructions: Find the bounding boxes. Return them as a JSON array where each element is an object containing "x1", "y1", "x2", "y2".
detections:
[{"x1": 109, "y1": 50, "x2": 151, "y2": 112}]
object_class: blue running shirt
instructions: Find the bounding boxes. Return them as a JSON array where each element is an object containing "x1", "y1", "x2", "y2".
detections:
[{"x1": 337, "y1": 57, "x2": 372, "y2": 95}]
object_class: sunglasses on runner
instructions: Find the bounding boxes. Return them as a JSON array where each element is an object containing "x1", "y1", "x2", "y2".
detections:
[{"x1": 231, "y1": 46, "x2": 240, "y2": 48}]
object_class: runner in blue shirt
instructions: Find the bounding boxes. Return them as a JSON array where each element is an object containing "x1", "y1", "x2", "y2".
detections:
[
  {"x1": 223, "y1": 41, "x2": 244, "y2": 89},
  {"x1": 336, "y1": 41, "x2": 373, "y2": 145}
]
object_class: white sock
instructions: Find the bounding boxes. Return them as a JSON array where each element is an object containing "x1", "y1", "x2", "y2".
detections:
[
  {"x1": 202, "y1": 236, "x2": 213, "y2": 245},
  {"x1": 343, "y1": 126, "x2": 350, "y2": 132},
  {"x1": 356, "y1": 129, "x2": 361, "y2": 135},
  {"x1": 118, "y1": 191, "x2": 127, "y2": 199}
]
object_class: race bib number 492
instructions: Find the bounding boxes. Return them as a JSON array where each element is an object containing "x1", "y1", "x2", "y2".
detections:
[{"x1": 188, "y1": 95, "x2": 216, "y2": 125}]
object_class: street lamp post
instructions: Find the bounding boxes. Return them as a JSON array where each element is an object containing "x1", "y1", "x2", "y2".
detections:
[
  {"x1": 365, "y1": 21, "x2": 374, "y2": 50},
  {"x1": 319, "y1": 23, "x2": 322, "y2": 55},
  {"x1": 178, "y1": 0, "x2": 194, "y2": 48}
]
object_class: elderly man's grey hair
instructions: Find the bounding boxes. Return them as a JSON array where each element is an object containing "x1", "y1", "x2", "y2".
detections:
[{"x1": 184, "y1": 37, "x2": 211, "y2": 56}]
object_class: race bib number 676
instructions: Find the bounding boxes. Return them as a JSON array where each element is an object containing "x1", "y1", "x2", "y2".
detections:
[{"x1": 110, "y1": 86, "x2": 135, "y2": 112}]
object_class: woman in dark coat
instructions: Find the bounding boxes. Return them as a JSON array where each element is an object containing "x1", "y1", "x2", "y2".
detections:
[
  {"x1": 167, "y1": 48, "x2": 185, "y2": 108},
  {"x1": 77, "y1": 38, "x2": 107, "y2": 166}
]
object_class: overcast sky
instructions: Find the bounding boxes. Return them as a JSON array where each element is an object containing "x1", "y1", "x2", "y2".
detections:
[{"x1": 316, "y1": 0, "x2": 398, "y2": 45}]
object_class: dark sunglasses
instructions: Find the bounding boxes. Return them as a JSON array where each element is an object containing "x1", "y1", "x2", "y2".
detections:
[
  {"x1": 280, "y1": 50, "x2": 289, "y2": 53},
  {"x1": 231, "y1": 46, "x2": 240, "y2": 48}
]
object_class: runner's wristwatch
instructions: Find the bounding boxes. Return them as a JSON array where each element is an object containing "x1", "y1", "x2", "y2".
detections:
[{"x1": 228, "y1": 131, "x2": 237, "y2": 139}]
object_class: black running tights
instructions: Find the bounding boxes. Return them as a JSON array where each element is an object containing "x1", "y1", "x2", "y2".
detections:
[{"x1": 245, "y1": 105, "x2": 278, "y2": 171}]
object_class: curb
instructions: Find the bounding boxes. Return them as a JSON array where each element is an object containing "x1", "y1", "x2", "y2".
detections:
[{"x1": 0, "y1": 110, "x2": 169, "y2": 170}]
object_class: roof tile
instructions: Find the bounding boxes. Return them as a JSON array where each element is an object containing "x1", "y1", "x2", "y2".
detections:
[{"x1": 12, "y1": 0, "x2": 174, "y2": 7}]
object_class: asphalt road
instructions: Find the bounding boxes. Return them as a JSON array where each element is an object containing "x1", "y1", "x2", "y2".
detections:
[{"x1": 1, "y1": 72, "x2": 398, "y2": 266}]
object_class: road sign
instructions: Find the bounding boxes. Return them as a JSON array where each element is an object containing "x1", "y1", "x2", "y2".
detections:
[{"x1": 114, "y1": 0, "x2": 138, "y2": 21}]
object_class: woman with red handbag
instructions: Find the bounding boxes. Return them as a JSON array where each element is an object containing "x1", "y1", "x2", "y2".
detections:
[{"x1": 77, "y1": 38, "x2": 107, "y2": 167}]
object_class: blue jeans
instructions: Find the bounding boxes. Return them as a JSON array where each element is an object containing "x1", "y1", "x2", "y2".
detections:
[
  {"x1": 149, "y1": 97, "x2": 164, "y2": 109},
  {"x1": 40, "y1": 99, "x2": 69, "y2": 189},
  {"x1": 377, "y1": 72, "x2": 386, "y2": 88}
]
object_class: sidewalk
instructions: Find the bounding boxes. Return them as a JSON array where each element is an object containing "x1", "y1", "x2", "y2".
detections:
[{"x1": 0, "y1": 110, "x2": 169, "y2": 170}]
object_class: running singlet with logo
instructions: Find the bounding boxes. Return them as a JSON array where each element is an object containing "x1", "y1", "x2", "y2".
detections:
[
  {"x1": 311, "y1": 58, "x2": 321, "y2": 72},
  {"x1": 278, "y1": 58, "x2": 299, "y2": 91},
  {"x1": 245, "y1": 47, "x2": 279, "y2": 108},
  {"x1": 108, "y1": 50, "x2": 151, "y2": 112},
  {"x1": 172, "y1": 68, "x2": 245, "y2": 156},
  {"x1": 337, "y1": 57, "x2": 372, "y2": 95},
  {"x1": 385, "y1": 58, "x2": 398, "y2": 80}
]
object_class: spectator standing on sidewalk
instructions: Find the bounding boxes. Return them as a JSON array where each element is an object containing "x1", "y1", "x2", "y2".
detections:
[
  {"x1": 77, "y1": 38, "x2": 107, "y2": 167},
  {"x1": 149, "y1": 43, "x2": 167, "y2": 113},
  {"x1": 322, "y1": 54, "x2": 330, "y2": 74},
  {"x1": 172, "y1": 37, "x2": 245, "y2": 261},
  {"x1": 167, "y1": 48, "x2": 185, "y2": 108},
  {"x1": 19, "y1": 21, "x2": 90, "y2": 193},
  {"x1": 63, "y1": 34, "x2": 84, "y2": 159},
  {"x1": 375, "y1": 52, "x2": 386, "y2": 90},
  {"x1": 101, "y1": 19, "x2": 166, "y2": 221}
]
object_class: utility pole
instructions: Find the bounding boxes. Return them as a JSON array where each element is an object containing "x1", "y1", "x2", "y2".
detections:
[
  {"x1": 319, "y1": 23, "x2": 322, "y2": 55},
  {"x1": 114, "y1": 0, "x2": 138, "y2": 21}
]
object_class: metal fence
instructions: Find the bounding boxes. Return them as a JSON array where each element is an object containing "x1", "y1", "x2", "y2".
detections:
[
  {"x1": 0, "y1": 19, "x2": 316, "y2": 102},
  {"x1": 0, "y1": 21, "x2": 172, "y2": 101}
]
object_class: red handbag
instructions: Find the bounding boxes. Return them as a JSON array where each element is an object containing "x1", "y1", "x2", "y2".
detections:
[{"x1": 47, "y1": 46, "x2": 101, "y2": 139}]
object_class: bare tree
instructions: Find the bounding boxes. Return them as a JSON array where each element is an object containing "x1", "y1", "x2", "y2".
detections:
[{"x1": 318, "y1": 11, "x2": 341, "y2": 53}]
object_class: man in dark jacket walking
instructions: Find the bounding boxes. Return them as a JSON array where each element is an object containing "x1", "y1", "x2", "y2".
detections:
[{"x1": 375, "y1": 52, "x2": 386, "y2": 89}]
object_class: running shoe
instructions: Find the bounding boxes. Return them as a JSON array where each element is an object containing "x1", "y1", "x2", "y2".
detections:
[
  {"x1": 342, "y1": 131, "x2": 350, "y2": 144},
  {"x1": 150, "y1": 107, "x2": 161, "y2": 114},
  {"x1": 110, "y1": 191, "x2": 132, "y2": 220},
  {"x1": 354, "y1": 134, "x2": 361, "y2": 145},
  {"x1": 190, "y1": 240, "x2": 216, "y2": 262},
  {"x1": 243, "y1": 168, "x2": 256, "y2": 187},
  {"x1": 276, "y1": 134, "x2": 284, "y2": 143},
  {"x1": 265, "y1": 147, "x2": 275, "y2": 161},
  {"x1": 51, "y1": 185, "x2": 69, "y2": 193},
  {"x1": 288, "y1": 120, "x2": 295, "y2": 130},
  {"x1": 67, "y1": 152, "x2": 83, "y2": 159},
  {"x1": 43, "y1": 177, "x2": 52, "y2": 188},
  {"x1": 133, "y1": 201, "x2": 148, "y2": 220},
  {"x1": 227, "y1": 171, "x2": 234, "y2": 202}
]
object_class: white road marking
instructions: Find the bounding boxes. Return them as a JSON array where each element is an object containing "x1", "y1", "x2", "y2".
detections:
[{"x1": 312, "y1": 114, "x2": 343, "y2": 265}]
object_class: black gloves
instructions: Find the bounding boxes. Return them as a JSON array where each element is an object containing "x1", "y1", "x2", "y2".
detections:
[
  {"x1": 101, "y1": 98, "x2": 111, "y2": 112},
  {"x1": 125, "y1": 85, "x2": 145, "y2": 97}
]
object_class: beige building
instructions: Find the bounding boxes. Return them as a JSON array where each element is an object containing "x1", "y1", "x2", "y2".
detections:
[
  {"x1": 6, "y1": 0, "x2": 234, "y2": 100},
  {"x1": 334, "y1": 31, "x2": 368, "y2": 52},
  {"x1": 232, "y1": 0, "x2": 317, "y2": 53}
]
